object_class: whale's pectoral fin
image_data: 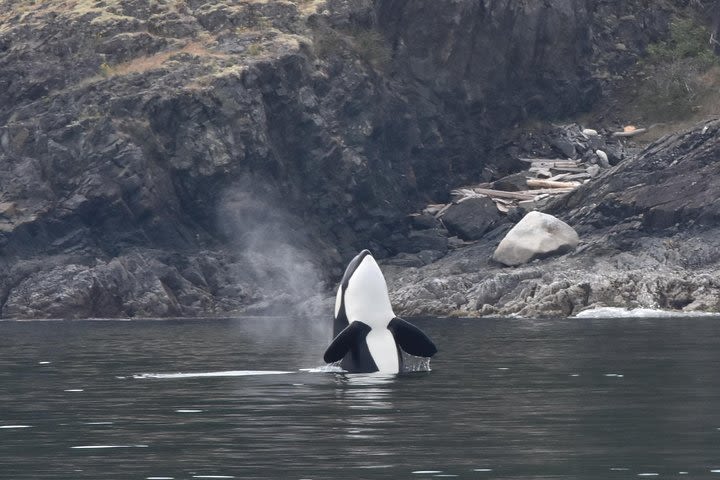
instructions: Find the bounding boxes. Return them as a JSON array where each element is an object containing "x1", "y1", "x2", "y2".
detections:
[
  {"x1": 323, "y1": 321, "x2": 372, "y2": 363},
  {"x1": 388, "y1": 317, "x2": 438, "y2": 357}
]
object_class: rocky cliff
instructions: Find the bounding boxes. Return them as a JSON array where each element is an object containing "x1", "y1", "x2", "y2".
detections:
[{"x1": 0, "y1": 0, "x2": 716, "y2": 318}]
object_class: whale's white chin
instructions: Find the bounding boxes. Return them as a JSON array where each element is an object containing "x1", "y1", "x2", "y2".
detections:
[{"x1": 365, "y1": 329, "x2": 399, "y2": 373}]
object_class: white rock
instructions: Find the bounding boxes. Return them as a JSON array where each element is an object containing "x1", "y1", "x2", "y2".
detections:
[
  {"x1": 492, "y1": 211, "x2": 579, "y2": 266},
  {"x1": 595, "y1": 149, "x2": 610, "y2": 168},
  {"x1": 582, "y1": 128, "x2": 599, "y2": 137}
]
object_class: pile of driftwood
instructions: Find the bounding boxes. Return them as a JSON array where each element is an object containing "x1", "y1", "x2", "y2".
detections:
[
  {"x1": 428, "y1": 157, "x2": 599, "y2": 216},
  {"x1": 420, "y1": 123, "x2": 643, "y2": 218}
]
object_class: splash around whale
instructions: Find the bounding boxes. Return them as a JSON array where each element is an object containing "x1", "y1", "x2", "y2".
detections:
[{"x1": 323, "y1": 250, "x2": 437, "y2": 373}]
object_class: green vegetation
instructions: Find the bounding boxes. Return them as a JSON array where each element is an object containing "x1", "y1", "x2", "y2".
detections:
[
  {"x1": 99, "y1": 61, "x2": 114, "y2": 77},
  {"x1": 312, "y1": 26, "x2": 392, "y2": 71},
  {"x1": 350, "y1": 28, "x2": 392, "y2": 70},
  {"x1": 639, "y1": 16, "x2": 720, "y2": 121},
  {"x1": 646, "y1": 17, "x2": 718, "y2": 67},
  {"x1": 246, "y1": 43, "x2": 264, "y2": 56}
]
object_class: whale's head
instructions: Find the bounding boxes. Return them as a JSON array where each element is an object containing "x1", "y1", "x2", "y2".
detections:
[{"x1": 335, "y1": 250, "x2": 394, "y2": 329}]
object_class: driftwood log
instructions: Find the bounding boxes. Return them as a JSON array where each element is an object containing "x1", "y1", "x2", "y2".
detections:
[
  {"x1": 612, "y1": 128, "x2": 647, "y2": 137},
  {"x1": 526, "y1": 179, "x2": 581, "y2": 189},
  {"x1": 518, "y1": 158, "x2": 576, "y2": 164},
  {"x1": 468, "y1": 188, "x2": 535, "y2": 201}
]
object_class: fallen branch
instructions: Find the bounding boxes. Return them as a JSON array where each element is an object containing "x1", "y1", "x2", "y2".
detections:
[
  {"x1": 546, "y1": 173, "x2": 571, "y2": 181},
  {"x1": 530, "y1": 161, "x2": 579, "y2": 169},
  {"x1": 469, "y1": 188, "x2": 536, "y2": 201},
  {"x1": 518, "y1": 157, "x2": 573, "y2": 163},
  {"x1": 516, "y1": 188, "x2": 576, "y2": 195},
  {"x1": 423, "y1": 204, "x2": 447, "y2": 215},
  {"x1": 548, "y1": 166, "x2": 589, "y2": 173},
  {"x1": 495, "y1": 202, "x2": 510, "y2": 213},
  {"x1": 561, "y1": 172, "x2": 592, "y2": 180}
]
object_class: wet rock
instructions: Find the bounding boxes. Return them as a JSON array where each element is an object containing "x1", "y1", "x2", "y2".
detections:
[
  {"x1": 587, "y1": 164, "x2": 601, "y2": 177},
  {"x1": 492, "y1": 172, "x2": 530, "y2": 192},
  {"x1": 0, "y1": 246, "x2": 333, "y2": 319},
  {"x1": 410, "y1": 213, "x2": 442, "y2": 230},
  {"x1": 492, "y1": 212, "x2": 579, "y2": 267},
  {"x1": 403, "y1": 229, "x2": 449, "y2": 255},
  {"x1": 0, "y1": 202, "x2": 17, "y2": 218},
  {"x1": 441, "y1": 197, "x2": 505, "y2": 241},
  {"x1": 384, "y1": 250, "x2": 445, "y2": 268},
  {"x1": 595, "y1": 149, "x2": 610, "y2": 168},
  {"x1": 1, "y1": 253, "x2": 227, "y2": 319},
  {"x1": 551, "y1": 136, "x2": 577, "y2": 159},
  {"x1": 471, "y1": 271, "x2": 542, "y2": 309}
]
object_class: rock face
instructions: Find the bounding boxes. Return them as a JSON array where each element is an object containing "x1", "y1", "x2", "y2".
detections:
[
  {"x1": 377, "y1": 1, "x2": 596, "y2": 132},
  {"x1": 492, "y1": 212, "x2": 579, "y2": 267},
  {"x1": 0, "y1": 0, "x2": 706, "y2": 318}
]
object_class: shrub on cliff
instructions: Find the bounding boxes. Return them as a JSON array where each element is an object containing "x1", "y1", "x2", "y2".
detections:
[
  {"x1": 639, "y1": 16, "x2": 720, "y2": 121},
  {"x1": 312, "y1": 25, "x2": 391, "y2": 71}
]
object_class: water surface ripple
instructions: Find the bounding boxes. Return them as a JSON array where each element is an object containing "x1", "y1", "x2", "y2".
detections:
[{"x1": 1, "y1": 317, "x2": 720, "y2": 479}]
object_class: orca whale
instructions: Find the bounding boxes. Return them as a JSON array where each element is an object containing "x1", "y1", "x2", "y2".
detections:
[{"x1": 323, "y1": 250, "x2": 437, "y2": 373}]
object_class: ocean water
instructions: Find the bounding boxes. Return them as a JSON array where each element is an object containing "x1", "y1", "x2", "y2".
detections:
[{"x1": 1, "y1": 316, "x2": 720, "y2": 479}]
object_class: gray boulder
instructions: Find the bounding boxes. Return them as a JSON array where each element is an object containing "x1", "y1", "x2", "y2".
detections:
[
  {"x1": 492, "y1": 212, "x2": 579, "y2": 266},
  {"x1": 441, "y1": 197, "x2": 505, "y2": 241}
]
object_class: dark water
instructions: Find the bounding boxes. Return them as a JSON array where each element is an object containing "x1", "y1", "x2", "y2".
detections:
[{"x1": 2, "y1": 317, "x2": 720, "y2": 480}]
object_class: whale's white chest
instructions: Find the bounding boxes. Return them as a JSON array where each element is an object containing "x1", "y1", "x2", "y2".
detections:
[{"x1": 366, "y1": 328, "x2": 399, "y2": 373}]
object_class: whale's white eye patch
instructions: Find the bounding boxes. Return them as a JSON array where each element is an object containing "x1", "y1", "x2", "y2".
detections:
[{"x1": 334, "y1": 285, "x2": 342, "y2": 318}]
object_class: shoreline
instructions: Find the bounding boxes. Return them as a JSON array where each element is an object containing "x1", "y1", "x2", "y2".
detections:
[
  {"x1": 2, "y1": 307, "x2": 720, "y2": 322},
  {"x1": 383, "y1": 219, "x2": 720, "y2": 319}
]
